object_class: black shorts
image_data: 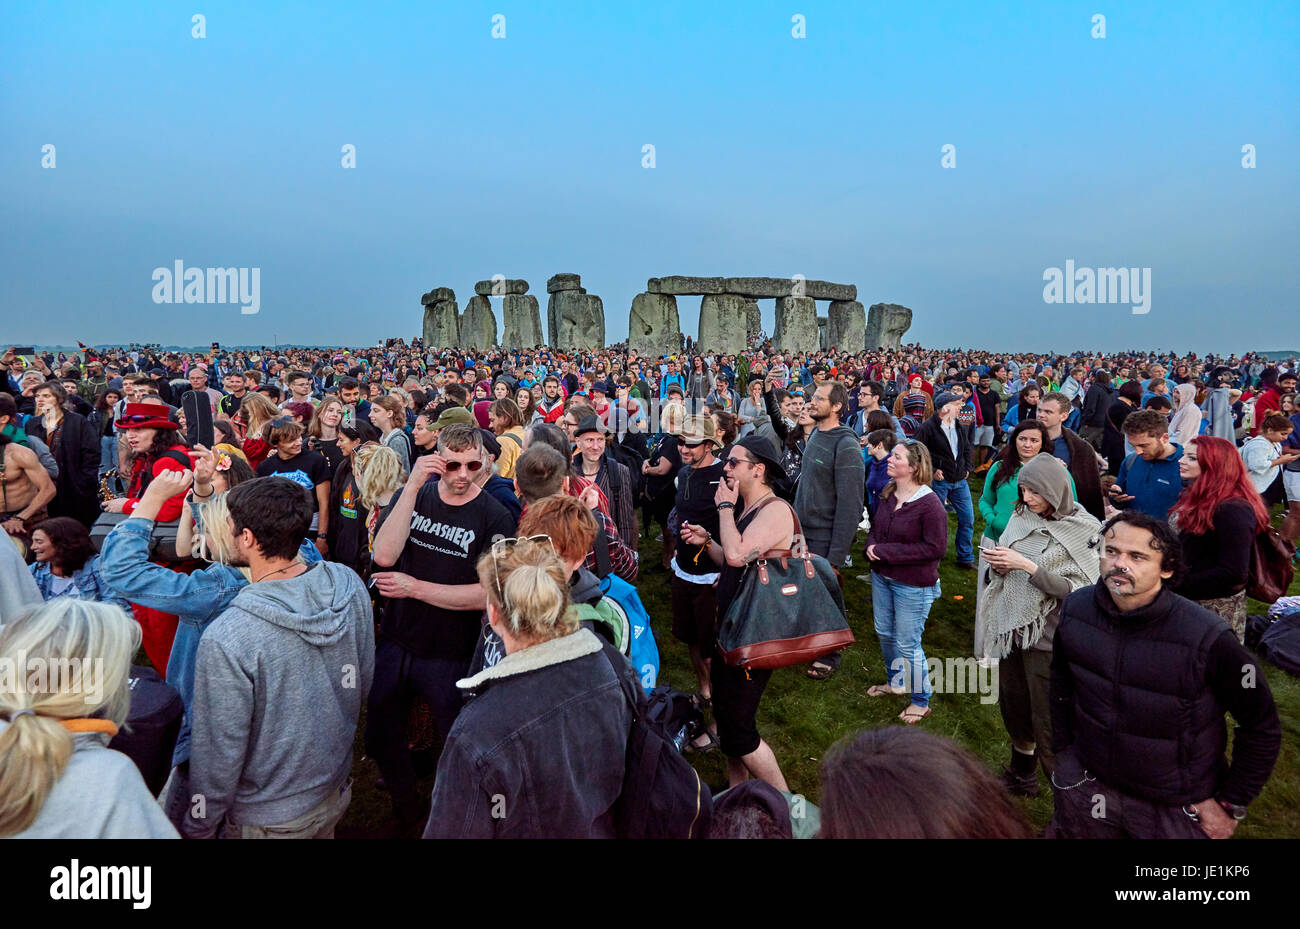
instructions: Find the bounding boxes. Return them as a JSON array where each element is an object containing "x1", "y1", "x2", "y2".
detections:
[
  {"x1": 670, "y1": 574, "x2": 716, "y2": 648},
  {"x1": 710, "y1": 656, "x2": 773, "y2": 758}
]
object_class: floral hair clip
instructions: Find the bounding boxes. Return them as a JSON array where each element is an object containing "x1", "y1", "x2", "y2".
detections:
[{"x1": 214, "y1": 453, "x2": 232, "y2": 473}]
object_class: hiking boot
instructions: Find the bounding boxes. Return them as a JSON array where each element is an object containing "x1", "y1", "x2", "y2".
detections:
[{"x1": 1001, "y1": 768, "x2": 1040, "y2": 798}]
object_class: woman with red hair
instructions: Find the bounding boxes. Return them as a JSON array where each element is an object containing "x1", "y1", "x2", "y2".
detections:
[{"x1": 1170, "y1": 435, "x2": 1269, "y2": 643}]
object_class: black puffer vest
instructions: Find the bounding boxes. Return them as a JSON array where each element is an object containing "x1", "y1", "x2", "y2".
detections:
[{"x1": 1055, "y1": 585, "x2": 1230, "y2": 805}]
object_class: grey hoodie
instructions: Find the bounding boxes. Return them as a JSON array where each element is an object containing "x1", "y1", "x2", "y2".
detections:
[
  {"x1": 793, "y1": 423, "x2": 865, "y2": 566},
  {"x1": 7, "y1": 730, "x2": 179, "y2": 838},
  {"x1": 183, "y1": 561, "x2": 374, "y2": 838}
]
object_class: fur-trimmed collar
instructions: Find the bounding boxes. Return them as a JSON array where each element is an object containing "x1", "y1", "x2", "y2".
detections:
[{"x1": 457, "y1": 627, "x2": 603, "y2": 690}]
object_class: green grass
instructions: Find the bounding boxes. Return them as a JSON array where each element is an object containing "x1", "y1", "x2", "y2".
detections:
[{"x1": 338, "y1": 473, "x2": 1300, "y2": 837}]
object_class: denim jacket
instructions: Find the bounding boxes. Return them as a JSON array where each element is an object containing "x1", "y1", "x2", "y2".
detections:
[
  {"x1": 424, "y1": 629, "x2": 633, "y2": 838},
  {"x1": 99, "y1": 517, "x2": 322, "y2": 765},
  {"x1": 31, "y1": 556, "x2": 130, "y2": 610}
]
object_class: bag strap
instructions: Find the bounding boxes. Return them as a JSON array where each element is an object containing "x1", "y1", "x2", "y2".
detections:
[{"x1": 594, "y1": 518, "x2": 613, "y2": 578}]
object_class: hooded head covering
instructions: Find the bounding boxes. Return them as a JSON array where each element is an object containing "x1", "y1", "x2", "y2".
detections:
[
  {"x1": 1168, "y1": 382, "x2": 1201, "y2": 446},
  {"x1": 1015, "y1": 454, "x2": 1076, "y2": 519}
]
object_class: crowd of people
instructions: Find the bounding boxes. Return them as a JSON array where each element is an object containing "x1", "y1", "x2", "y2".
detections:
[{"x1": 0, "y1": 336, "x2": 1294, "y2": 839}]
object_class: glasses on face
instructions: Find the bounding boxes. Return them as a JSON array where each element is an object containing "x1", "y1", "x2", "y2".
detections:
[
  {"x1": 443, "y1": 458, "x2": 484, "y2": 473},
  {"x1": 723, "y1": 456, "x2": 755, "y2": 469}
]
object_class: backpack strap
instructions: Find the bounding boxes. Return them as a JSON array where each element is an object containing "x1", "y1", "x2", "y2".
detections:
[{"x1": 501, "y1": 432, "x2": 522, "y2": 448}]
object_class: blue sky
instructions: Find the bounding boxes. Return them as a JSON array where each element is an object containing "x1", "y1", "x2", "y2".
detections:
[{"x1": 3, "y1": 0, "x2": 1296, "y2": 353}]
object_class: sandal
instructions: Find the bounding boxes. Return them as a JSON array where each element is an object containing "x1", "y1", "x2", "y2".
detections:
[
  {"x1": 686, "y1": 726, "x2": 720, "y2": 754},
  {"x1": 899, "y1": 705, "x2": 932, "y2": 725},
  {"x1": 806, "y1": 652, "x2": 842, "y2": 680},
  {"x1": 867, "y1": 684, "x2": 906, "y2": 697}
]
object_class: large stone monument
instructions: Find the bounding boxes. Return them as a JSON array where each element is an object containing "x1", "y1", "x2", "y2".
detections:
[
  {"x1": 697, "y1": 294, "x2": 749, "y2": 355},
  {"x1": 503, "y1": 293, "x2": 544, "y2": 347},
  {"x1": 827, "y1": 300, "x2": 865, "y2": 351},
  {"x1": 460, "y1": 294, "x2": 498, "y2": 348},
  {"x1": 865, "y1": 303, "x2": 914, "y2": 350},
  {"x1": 639, "y1": 275, "x2": 860, "y2": 354},
  {"x1": 628, "y1": 292, "x2": 681, "y2": 357},
  {"x1": 421, "y1": 286, "x2": 459, "y2": 348},
  {"x1": 773, "y1": 295, "x2": 818, "y2": 353},
  {"x1": 547, "y1": 273, "x2": 604, "y2": 350}
]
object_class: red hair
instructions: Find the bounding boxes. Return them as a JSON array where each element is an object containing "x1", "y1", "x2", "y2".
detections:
[{"x1": 1168, "y1": 436, "x2": 1268, "y2": 536}]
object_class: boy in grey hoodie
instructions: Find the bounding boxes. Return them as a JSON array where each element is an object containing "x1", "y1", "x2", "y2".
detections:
[{"x1": 183, "y1": 476, "x2": 374, "y2": 839}]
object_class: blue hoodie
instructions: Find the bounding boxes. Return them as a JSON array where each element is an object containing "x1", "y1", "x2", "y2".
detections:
[{"x1": 1116, "y1": 443, "x2": 1185, "y2": 520}]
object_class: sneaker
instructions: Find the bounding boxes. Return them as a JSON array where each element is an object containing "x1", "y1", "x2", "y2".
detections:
[{"x1": 1001, "y1": 768, "x2": 1040, "y2": 798}]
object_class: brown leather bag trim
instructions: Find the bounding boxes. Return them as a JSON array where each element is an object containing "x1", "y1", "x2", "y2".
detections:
[{"x1": 720, "y1": 629, "x2": 856, "y2": 671}]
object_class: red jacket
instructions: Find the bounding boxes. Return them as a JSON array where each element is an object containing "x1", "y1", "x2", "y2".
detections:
[
  {"x1": 123, "y1": 446, "x2": 191, "y2": 522},
  {"x1": 1251, "y1": 386, "x2": 1284, "y2": 437}
]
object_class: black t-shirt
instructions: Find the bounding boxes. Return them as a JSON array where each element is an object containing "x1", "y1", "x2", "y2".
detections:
[
  {"x1": 673, "y1": 459, "x2": 725, "y2": 577},
  {"x1": 311, "y1": 436, "x2": 344, "y2": 476},
  {"x1": 330, "y1": 471, "x2": 369, "y2": 575},
  {"x1": 380, "y1": 484, "x2": 515, "y2": 661},
  {"x1": 256, "y1": 450, "x2": 331, "y2": 521},
  {"x1": 646, "y1": 434, "x2": 682, "y2": 499}
]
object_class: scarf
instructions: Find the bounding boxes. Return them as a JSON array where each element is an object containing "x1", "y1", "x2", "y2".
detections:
[{"x1": 978, "y1": 507, "x2": 1100, "y2": 660}]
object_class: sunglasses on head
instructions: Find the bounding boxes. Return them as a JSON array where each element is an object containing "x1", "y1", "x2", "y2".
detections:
[
  {"x1": 117, "y1": 413, "x2": 160, "y2": 426},
  {"x1": 489, "y1": 534, "x2": 555, "y2": 601}
]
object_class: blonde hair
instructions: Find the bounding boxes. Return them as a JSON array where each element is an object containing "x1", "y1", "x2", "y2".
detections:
[
  {"x1": 0, "y1": 600, "x2": 138, "y2": 836},
  {"x1": 237, "y1": 391, "x2": 281, "y2": 437},
  {"x1": 476, "y1": 540, "x2": 575, "y2": 645},
  {"x1": 660, "y1": 401, "x2": 686, "y2": 434},
  {"x1": 354, "y1": 444, "x2": 405, "y2": 510},
  {"x1": 195, "y1": 493, "x2": 239, "y2": 565}
]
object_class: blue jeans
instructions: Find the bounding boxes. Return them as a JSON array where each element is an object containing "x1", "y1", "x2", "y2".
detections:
[
  {"x1": 931, "y1": 478, "x2": 974, "y2": 564},
  {"x1": 99, "y1": 435, "x2": 120, "y2": 491},
  {"x1": 872, "y1": 571, "x2": 941, "y2": 707}
]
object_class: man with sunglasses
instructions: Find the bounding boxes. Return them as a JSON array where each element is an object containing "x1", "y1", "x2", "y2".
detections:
[
  {"x1": 368, "y1": 423, "x2": 515, "y2": 837},
  {"x1": 669, "y1": 415, "x2": 727, "y2": 718}
]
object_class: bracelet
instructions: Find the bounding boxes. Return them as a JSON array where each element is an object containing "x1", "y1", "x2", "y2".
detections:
[
  {"x1": 716, "y1": 501, "x2": 736, "y2": 511},
  {"x1": 191, "y1": 487, "x2": 215, "y2": 500}
]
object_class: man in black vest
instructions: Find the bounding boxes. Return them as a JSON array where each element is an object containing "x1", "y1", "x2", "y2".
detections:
[{"x1": 1048, "y1": 512, "x2": 1280, "y2": 839}]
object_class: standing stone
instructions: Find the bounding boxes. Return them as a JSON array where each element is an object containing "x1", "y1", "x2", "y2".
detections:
[
  {"x1": 503, "y1": 294, "x2": 543, "y2": 348},
  {"x1": 422, "y1": 298, "x2": 459, "y2": 349},
  {"x1": 553, "y1": 290, "x2": 605, "y2": 350},
  {"x1": 460, "y1": 295, "x2": 497, "y2": 348},
  {"x1": 818, "y1": 317, "x2": 829, "y2": 351},
  {"x1": 697, "y1": 294, "x2": 748, "y2": 355},
  {"x1": 827, "y1": 300, "x2": 866, "y2": 352},
  {"x1": 628, "y1": 292, "x2": 681, "y2": 357},
  {"x1": 866, "y1": 303, "x2": 914, "y2": 350},
  {"x1": 773, "y1": 295, "x2": 818, "y2": 353}
]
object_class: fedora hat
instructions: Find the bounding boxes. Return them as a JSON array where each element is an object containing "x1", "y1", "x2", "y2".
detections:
[{"x1": 678, "y1": 414, "x2": 722, "y2": 450}]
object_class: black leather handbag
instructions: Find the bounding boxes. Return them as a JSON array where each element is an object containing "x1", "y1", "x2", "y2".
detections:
[{"x1": 716, "y1": 503, "x2": 854, "y2": 670}]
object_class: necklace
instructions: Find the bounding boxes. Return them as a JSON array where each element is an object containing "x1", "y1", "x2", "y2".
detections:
[{"x1": 253, "y1": 564, "x2": 300, "y2": 584}]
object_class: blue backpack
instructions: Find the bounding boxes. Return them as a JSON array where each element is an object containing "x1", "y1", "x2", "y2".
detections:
[{"x1": 597, "y1": 573, "x2": 661, "y2": 695}]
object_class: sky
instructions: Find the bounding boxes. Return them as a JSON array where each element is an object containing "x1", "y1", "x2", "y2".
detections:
[{"x1": 2, "y1": 0, "x2": 1297, "y2": 354}]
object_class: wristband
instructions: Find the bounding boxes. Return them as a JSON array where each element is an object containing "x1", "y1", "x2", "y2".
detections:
[{"x1": 717, "y1": 501, "x2": 736, "y2": 511}]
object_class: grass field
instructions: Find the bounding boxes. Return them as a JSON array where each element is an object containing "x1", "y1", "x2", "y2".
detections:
[{"x1": 339, "y1": 472, "x2": 1300, "y2": 837}]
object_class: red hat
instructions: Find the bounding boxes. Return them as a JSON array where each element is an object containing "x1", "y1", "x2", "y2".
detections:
[{"x1": 114, "y1": 402, "x2": 180, "y2": 431}]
